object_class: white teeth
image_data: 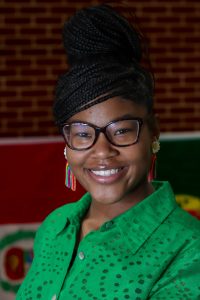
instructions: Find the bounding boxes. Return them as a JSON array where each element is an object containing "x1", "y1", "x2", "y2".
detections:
[{"x1": 91, "y1": 168, "x2": 121, "y2": 177}]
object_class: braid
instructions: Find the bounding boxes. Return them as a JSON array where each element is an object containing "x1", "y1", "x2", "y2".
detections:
[{"x1": 53, "y1": 4, "x2": 154, "y2": 127}]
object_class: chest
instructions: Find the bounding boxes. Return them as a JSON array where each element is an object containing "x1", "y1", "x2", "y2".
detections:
[{"x1": 21, "y1": 224, "x2": 177, "y2": 300}]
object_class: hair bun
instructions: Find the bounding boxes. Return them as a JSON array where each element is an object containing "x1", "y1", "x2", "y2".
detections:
[
  {"x1": 53, "y1": 4, "x2": 154, "y2": 126},
  {"x1": 63, "y1": 4, "x2": 142, "y2": 66}
]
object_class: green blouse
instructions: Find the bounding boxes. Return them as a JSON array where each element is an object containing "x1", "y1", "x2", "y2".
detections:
[{"x1": 16, "y1": 181, "x2": 200, "y2": 300}]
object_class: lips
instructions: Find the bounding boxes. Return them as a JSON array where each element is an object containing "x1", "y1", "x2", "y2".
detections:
[
  {"x1": 90, "y1": 168, "x2": 123, "y2": 177},
  {"x1": 87, "y1": 166, "x2": 126, "y2": 184}
]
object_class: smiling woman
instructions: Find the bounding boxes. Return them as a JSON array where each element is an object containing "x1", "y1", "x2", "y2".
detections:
[{"x1": 16, "y1": 4, "x2": 200, "y2": 300}]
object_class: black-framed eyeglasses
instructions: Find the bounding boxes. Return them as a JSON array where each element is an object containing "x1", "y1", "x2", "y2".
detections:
[{"x1": 62, "y1": 117, "x2": 143, "y2": 151}]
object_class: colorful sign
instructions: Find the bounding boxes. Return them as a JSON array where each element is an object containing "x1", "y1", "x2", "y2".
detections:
[
  {"x1": 158, "y1": 133, "x2": 200, "y2": 219},
  {"x1": 0, "y1": 224, "x2": 39, "y2": 299}
]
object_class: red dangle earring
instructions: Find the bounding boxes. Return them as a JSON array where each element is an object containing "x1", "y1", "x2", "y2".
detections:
[
  {"x1": 64, "y1": 147, "x2": 76, "y2": 191},
  {"x1": 148, "y1": 139, "x2": 160, "y2": 182}
]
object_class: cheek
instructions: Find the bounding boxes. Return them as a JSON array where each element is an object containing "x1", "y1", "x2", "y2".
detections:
[
  {"x1": 127, "y1": 140, "x2": 152, "y2": 172},
  {"x1": 131, "y1": 139, "x2": 151, "y2": 159},
  {"x1": 138, "y1": 129, "x2": 153, "y2": 161},
  {"x1": 67, "y1": 155, "x2": 83, "y2": 169},
  {"x1": 140, "y1": 142, "x2": 152, "y2": 167}
]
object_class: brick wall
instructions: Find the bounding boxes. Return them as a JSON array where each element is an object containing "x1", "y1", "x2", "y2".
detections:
[{"x1": 0, "y1": 0, "x2": 200, "y2": 137}]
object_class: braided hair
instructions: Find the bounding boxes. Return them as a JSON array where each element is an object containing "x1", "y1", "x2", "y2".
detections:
[{"x1": 53, "y1": 4, "x2": 154, "y2": 128}]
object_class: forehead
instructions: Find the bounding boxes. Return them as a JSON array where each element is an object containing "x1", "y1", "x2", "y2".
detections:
[{"x1": 68, "y1": 97, "x2": 147, "y2": 126}]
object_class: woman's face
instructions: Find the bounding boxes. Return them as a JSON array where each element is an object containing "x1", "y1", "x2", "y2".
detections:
[{"x1": 65, "y1": 97, "x2": 158, "y2": 206}]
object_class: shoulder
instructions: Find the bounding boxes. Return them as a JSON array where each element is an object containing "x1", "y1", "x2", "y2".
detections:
[
  {"x1": 154, "y1": 181, "x2": 200, "y2": 243},
  {"x1": 43, "y1": 201, "x2": 77, "y2": 226},
  {"x1": 39, "y1": 202, "x2": 77, "y2": 233},
  {"x1": 149, "y1": 203, "x2": 200, "y2": 298},
  {"x1": 33, "y1": 193, "x2": 91, "y2": 251},
  {"x1": 169, "y1": 205, "x2": 200, "y2": 237},
  {"x1": 160, "y1": 204, "x2": 200, "y2": 255},
  {"x1": 150, "y1": 182, "x2": 200, "y2": 254},
  {"x1": 41, "y1": 192, "x2": 90, "y2": 232}
]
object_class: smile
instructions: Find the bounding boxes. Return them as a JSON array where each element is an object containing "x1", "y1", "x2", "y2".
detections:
[{"x1": 90, "y1": 168, "x2": 123, "y2": 177}]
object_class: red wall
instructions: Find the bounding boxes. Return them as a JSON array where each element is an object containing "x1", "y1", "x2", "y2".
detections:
[
  {"x1": 1, "y1": 0, "x2": 200, "y2": 137},
  {"x1": 0, "y1": 138, "x2": 86, "y2": 223}
]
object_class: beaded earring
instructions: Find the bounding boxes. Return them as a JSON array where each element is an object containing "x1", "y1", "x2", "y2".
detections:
[
  {"x1": 148, "y1": 139, "x2": 160, "y2": 182},
  {"x1": 152, "y1": 140, "x2": 160, "y2": 154},
  {"x1": 64, "y1": 147, "x2": 76, "y2": 191}
]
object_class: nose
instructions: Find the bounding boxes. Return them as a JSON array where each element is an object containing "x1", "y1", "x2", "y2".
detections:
[{"x1": 91, "y1": 132, "x2": 118, "y2": 159}]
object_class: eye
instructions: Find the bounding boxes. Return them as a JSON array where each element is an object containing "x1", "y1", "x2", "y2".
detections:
[
  {"x1": 114, "y1": 128, "x2": 134, "y2": 135},
  {"x1": 75, "y1": 132, "x2": 92, "y2": 139},
  {"x1": 70, "y1": 123, "x2": 93, "y2": 139}
]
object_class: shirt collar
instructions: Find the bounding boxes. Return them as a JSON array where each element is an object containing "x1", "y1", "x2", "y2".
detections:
[
  {"x1": 52, "y1": 193, "x2": 91, "y2": 236},
  {"x1": 115, "y1": 181, "x2": 178, "y2": 253},
  {"x1": 54, "y1": 181, "x2": 177, "y2": 246}
]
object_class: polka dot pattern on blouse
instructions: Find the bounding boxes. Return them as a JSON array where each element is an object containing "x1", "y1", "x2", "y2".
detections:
[{"x1": 16, "y1": 181, "x2": 200, "y2": 300}]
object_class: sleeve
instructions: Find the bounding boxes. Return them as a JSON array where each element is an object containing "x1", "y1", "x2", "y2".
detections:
[{"x1": 148, "y1": 240, "x2": 200, "y2": 299}]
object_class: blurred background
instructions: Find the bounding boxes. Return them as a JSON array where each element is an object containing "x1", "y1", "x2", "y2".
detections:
[
  {"x1": 0, "y1": 0, "x2": 200, "y2": 298},
  {"x1": 1, "y1": 0, "x2": 200, "y2": 136}
]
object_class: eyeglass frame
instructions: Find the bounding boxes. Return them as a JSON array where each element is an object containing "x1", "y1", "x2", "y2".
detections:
[{"x1": 61, "y1": 117, "x2": 144, "y2": 151}]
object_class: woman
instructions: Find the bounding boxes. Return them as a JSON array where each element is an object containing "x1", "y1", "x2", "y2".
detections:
[{"x1": 16, "y1": 4, "x2": 200, "y2": 300}]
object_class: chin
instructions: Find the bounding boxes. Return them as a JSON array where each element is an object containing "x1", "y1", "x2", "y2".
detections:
[{"x1": 89, "y1": 185, "x2": 126, "y2": 205}]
